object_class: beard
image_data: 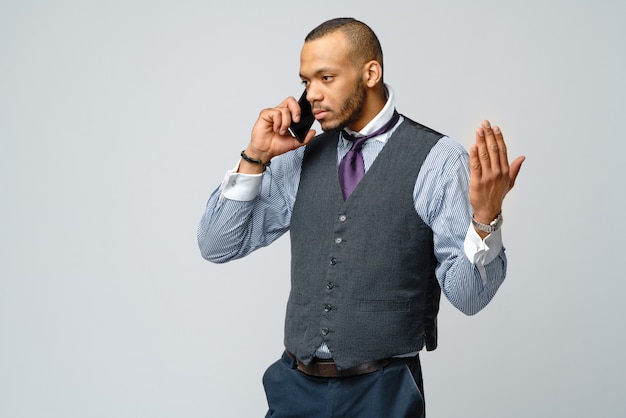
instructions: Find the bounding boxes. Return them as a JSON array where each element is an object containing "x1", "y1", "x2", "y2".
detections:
[{"x1": 319, "y1": 79, "x2": 367, "y2": 133}]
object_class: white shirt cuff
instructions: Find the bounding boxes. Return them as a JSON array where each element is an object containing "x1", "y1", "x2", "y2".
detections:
[
  {"x1": 219, "y1": 162, "x2": 264, "y2": 201},
  {"x1": 463, "y1": 224, "x2": 503, "y2": 266},
  {"x1": 463, "y1": 224, "x2": 503, "y2": 286}
]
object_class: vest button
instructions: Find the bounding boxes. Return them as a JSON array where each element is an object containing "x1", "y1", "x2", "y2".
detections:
[
  {"x1": 326, "y1": 282, "x2": 335, "y2": 290},
  {"x1": 320, "y1": 327, "x2": 329, "y2": 336},
  {"x1": 334, "y1": 237, "x2": 343, "y2": 244},
  {"x1": 330, "y1": 257, "x2": 337, "y2": 266},
  {"x1": 324, "y1": 304, "x2": 332, "y2": 312},
  {"x1": 339, "y1": 214, "x2": 347, "y2": 222}
]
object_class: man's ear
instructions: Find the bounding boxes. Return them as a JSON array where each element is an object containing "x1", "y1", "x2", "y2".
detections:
[{"x1": 362, "y1": 60, "x2": 383, "y2": 88}]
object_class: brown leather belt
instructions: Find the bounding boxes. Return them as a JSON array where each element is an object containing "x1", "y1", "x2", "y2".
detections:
[{"x1": 285, "y1": 350, "x2": 409, "y2": 378}]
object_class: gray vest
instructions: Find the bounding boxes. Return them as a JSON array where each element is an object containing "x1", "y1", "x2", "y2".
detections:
[{"x1": 287, "y1": 118, "x2": 443, "y2": 370}]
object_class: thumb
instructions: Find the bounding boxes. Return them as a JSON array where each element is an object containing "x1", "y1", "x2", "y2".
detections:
[{"x1": 508, "y1": 156, "x2": 526, "y2": 190}]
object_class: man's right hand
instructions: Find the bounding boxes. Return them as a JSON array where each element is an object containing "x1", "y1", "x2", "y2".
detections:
[{"x1": 239, "y1": 96, "x2": 316, "y2": 174}]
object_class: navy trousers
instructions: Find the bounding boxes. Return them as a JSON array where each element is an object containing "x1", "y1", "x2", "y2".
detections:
[{"x1": 262, "y1": 352, "x2": 425, "y2": 418}]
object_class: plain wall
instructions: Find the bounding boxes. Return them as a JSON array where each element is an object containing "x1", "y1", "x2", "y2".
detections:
[{"x1": 1, "y1": 0, "x2": 624, "y2": 416}]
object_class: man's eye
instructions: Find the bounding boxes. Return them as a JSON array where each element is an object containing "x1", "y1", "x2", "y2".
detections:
[
  {"x1": 301, "y1": 80, "x2": 310, "y2": 87},
  {"x1": 322, "y1": 75, "x2": 333, "y2": 81}
]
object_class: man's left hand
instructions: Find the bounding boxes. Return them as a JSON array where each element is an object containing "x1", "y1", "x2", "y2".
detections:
[{"x1": 469, "y1": 120, "x2": 525, "y2": 237}]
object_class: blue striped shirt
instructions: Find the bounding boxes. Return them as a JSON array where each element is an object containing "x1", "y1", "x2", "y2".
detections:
[{"x1": 198, "y1": 86, "x2": 507, "y2": 319}]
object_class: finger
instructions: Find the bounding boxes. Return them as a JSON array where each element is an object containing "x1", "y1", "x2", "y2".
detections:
[
  {"x1": 491, "y1": 125, "x2": 510, "y2": 172},
  {"x1": 278, "y1": 106, "x2": 296, "y2": 135},
  {"x1": 469, "y1": 142, "x2": 482, "y2": 178},
  {"x1": 278, "y1": 96, "x2": 302, "y2": 124},
  {"x1": 507, "y1": 155, "x2": 526, "y2": 190},
  {"x1": 264, "y1": 106, "x2": 294, "y2": 136},
  {"x1": 259, "y1": 107, "x2": 281, "y2": 133},
  {"x1": 301, "y1": 129, "x2": 317, "y2": 145},
  {"x1": 475, "y1": 125, "x2": 490, "y2": 175},
  {"x1": 481, "y1": 120, "x2": 501, "y2": 172},
  {"x1": 259, "y1": 108, "x2": 283, "y2": 135}
]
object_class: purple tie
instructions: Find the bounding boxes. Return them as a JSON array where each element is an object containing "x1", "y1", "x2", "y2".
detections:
[{"x1": 338, "y1": 110, "x2": 400, "y2": 200}]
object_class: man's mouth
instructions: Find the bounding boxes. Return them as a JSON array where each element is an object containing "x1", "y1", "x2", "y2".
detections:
[{"x1": 313, "y1": 108, "x2": 330, "y2": 120}]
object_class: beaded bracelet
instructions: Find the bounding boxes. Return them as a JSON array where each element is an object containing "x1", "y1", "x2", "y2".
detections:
[{"x1": 240, "y1": 150, "x2": 271, "y2": 168}]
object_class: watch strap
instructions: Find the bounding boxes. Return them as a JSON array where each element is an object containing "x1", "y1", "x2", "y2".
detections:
[{"x1": 472, "y1": 212, "x2": 503, "y2": 233}]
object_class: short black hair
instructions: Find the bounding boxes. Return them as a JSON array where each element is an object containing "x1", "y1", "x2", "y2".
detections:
[{"x1": 305, "y1": 18, "x2": 384, "y2": 72}]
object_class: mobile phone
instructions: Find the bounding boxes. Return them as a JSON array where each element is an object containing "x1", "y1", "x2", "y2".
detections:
[{"x1": 288, "y1": 90, "x2": 315, "y2": 143}]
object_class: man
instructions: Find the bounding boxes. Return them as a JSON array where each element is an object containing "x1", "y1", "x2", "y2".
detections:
[{"x1": 198, "y1": 17, "x2": 524, "y2": 418}]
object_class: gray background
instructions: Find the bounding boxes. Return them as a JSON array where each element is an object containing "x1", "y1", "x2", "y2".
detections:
[{"x1": 1, "y1": 0, "x2": 624, "y2": 417}]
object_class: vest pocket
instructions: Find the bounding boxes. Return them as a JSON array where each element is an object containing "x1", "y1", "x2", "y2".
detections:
[{"x1": 358, "y1": 300, "x2": 411, "y2": 312}]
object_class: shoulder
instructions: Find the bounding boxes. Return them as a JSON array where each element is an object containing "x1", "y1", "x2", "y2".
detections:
[
  {"x1": 400, "y1": 116, "x2": 445, "y2": 139},
  {"x1": 398, "y1": 116, "x2": 467, "y2": 163},
  {"x1": 431, "y1": 136, "x2": 468, "y2": 160}
]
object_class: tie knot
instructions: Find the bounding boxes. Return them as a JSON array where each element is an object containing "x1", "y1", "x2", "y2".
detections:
[
  {"x1": 343, "y1": 133, "x2": 369, "y2": 152},
  {"x1": 341, "y1": 109, "x2": 400, "y2": 151}
]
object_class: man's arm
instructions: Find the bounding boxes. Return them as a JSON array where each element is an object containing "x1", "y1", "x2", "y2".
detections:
[
  {"x1": 197, "y1": 170, "x2": 267, "y2": 263},
  {"x1": 417, "y1": 140, "x2": 505, "y2": 315},
  {"x1": 197, "y1": 153, "x2": 302, "y2": 263},
  {"x1": 197, "y1": 96, "x2": 315, "y2": 262},
  {"x1": 419, "y1": 121, "x2": 524, "y2": 315}
]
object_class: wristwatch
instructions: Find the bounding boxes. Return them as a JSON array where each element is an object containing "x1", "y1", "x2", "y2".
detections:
[{"x1": 471, "y1": 212, "x2": 503, "y2": 233}]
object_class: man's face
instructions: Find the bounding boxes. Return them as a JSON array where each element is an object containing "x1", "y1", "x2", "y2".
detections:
[{"x1": 299, "y1": 31, "x2": 367, "y2": 133}]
